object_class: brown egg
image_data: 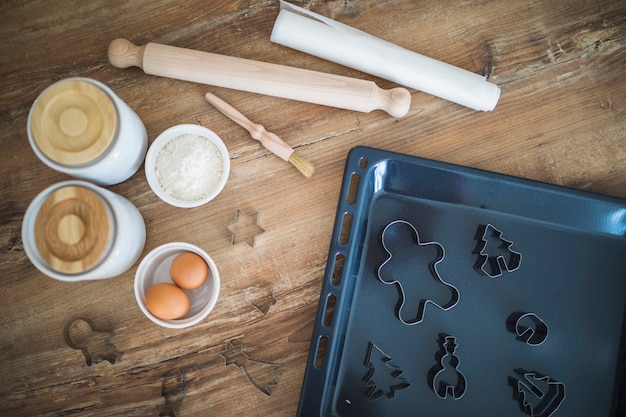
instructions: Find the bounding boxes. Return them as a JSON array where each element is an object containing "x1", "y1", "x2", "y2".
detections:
[
  {"x1": 145, "y1": 282, "x2": 190, "y2": 320},
  {"x1": 170, "y1": 251, "x2": 208, "y2": 290}
]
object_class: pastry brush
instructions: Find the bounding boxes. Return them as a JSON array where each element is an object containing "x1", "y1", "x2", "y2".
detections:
[{"x1": 205, "y1": 92, "x2": 314, "y2": 178}]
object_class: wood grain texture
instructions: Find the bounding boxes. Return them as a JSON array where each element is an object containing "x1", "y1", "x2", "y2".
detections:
[{"x1": 1, "y1": 0, "x2": 625, "y2": 416}]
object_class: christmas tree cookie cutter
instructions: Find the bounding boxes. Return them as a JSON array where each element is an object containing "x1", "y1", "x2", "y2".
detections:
[
  {"x1": 377, "y1": 220, "x2": 459, "y2": 325},
  {"x1": 474, "y1": 224, "x2": 522, "y2": 277},
  {"x1": 362, "y1": 341, "x2": 410, "y2": 400}
]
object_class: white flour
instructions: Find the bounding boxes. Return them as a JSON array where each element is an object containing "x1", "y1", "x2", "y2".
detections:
[{"x1": 155, "y1": 133, "x2": 224, "y2": 201}]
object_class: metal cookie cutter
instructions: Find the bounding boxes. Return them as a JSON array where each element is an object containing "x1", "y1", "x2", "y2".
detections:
[
  {"x1": 362, "y1": 341, "x2": 410, "y2": 400},
  {"x1": 219, "y1": 338, "x2": 281, "y2": 396},
  {"x1": 507, "y1": 312, "x2": 549, "y2": 346},
  {"x1": 63, "y1": 317, "x2": 120, "y2": 366},
  {"x1": 509, "y1": 369, "x2": 566, "y2": 417},
  {"x1": 225, "y1": 209, "x2": 265, "y2": 247},
  {"x1": 429, "y1": 335, "x2": 467, "y2": 400},
  {"x1": 474, "y1": 224, "x2": 522, "y2": 277},
  {"x1": 243, "y1": 285, "x2": 278, "y2": 316},
  {"x1": 378, "y1": 220, "x2": 459, "y2": 325}
]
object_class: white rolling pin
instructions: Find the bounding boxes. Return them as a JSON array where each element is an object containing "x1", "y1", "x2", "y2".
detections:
[
  {"x1": 271, "y1": 1, "x2": 500, "y2": 112},
  {"x1": 107, "y1": 39, "x2": 411, "y2": 118}
]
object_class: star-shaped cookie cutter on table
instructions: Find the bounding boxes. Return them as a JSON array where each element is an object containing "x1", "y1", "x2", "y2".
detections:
[
  {"x1": 243, "y1": 285, "x2": 278, "y2": 316},
  {"x1": 225, "y1": 209, "x2": 266, "y2": 247}
]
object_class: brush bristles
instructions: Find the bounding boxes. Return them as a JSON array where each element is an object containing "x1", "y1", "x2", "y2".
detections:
[{"x1": 288, "y1": 152, "x2": 314, "y2": 178}]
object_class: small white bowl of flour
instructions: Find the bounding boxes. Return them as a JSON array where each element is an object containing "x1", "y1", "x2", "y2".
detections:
[{"x1": 145, "y1": 124, "x2": 230, "y2": 208}]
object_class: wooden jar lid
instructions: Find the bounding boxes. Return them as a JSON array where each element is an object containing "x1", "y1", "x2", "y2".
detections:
[
  {"x1": 30, "y1": 80, "x2": 117, "y2": 165},
  {"x1": 34, "y1": 185, "x2": 112, "y2": 274}
]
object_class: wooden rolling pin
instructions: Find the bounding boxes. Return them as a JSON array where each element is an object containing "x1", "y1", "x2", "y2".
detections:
[{"x1": 108, "y1": 38, "x2": 411, "y2": 117}]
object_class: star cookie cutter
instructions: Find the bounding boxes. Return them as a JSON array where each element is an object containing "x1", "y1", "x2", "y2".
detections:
[
  {"x1": 225, "y1": 209, "x2": 265, "y2": 247},
  {"x1": 243, "y1": 285, "x2": 277, "y2": 316},
  {"x1": 377, "y1": 220, "x2": 459, "y2": 325}
]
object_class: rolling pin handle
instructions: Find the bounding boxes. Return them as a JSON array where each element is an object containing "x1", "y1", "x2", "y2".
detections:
[
  {"x1": 108, "y1": 38, "x2": 145, "y2": 69},
  {"x1": 382, "y1": 87, "x2": 412, "y2": 118}
]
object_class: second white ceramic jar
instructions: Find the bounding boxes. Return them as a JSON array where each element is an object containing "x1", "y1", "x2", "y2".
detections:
[{"x1": 22, "y1": 180, "x2": 146, "y2": 281}]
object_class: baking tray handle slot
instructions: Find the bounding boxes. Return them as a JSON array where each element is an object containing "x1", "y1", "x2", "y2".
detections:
[
  {"x1": 324, "y1": 293, "x2": 337, "y2": 327},
  {"x1": 315, "y1": 335, "x2": 330, "y2": 368},
  {"x1": 347, "y1": 172, "x2": 360, "y2": 205},
  {"x1": 331, "y1": 252, "x2": 345, "y2": 286},
  {"x1": 339, "y1": 212, "x2": 353, "y2": 245}
]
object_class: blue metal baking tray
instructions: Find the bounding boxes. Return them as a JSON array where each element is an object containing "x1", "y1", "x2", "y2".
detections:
[{"x1": 297, "y1": 146, "x2": 626, "y2": 417}]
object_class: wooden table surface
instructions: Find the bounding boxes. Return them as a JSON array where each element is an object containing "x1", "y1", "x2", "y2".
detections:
[{"x1": 1, "y1": 1, "x2": 625, "y2": 416}]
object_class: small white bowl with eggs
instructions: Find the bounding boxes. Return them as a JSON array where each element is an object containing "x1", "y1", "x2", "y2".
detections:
[{"x1": 134, "y1": 242, "x2": 220, "y2": 329}]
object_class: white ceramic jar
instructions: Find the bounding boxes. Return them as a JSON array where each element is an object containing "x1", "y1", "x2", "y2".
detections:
[
  {"x1": 22, "y1": 180, "x2": 146, "y2": 281},
  {"x1": 27, "y1": 77, "x2": 147, "y2": 185}
]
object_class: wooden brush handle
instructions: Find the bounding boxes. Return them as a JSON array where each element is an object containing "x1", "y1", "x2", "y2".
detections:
[
  {"x1": 108, "y1": 38, "x2": 411, "y2": 117},
  {"x1": 204, "y1": 92, "x2": 293, "y2": 161}
]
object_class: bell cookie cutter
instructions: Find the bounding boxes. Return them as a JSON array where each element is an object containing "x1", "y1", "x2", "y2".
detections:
[
  {"x1": 378, "y1": 220, "x2": 459, "y2": 325},
  {"x1": 474, "y1": 224, "x2": 522, "y2": 277}
]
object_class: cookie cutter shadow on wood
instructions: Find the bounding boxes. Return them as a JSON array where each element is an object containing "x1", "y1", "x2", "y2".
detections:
[
  {"x1": 473, "y1": 224, "x2": 522, "y2": 277},
  {"x1": 377, "y1": 220, "x2": 459, "y2": 325},
  {"x1": 225, "y1": 209, "x2": 266, "y2": 247},
  {"x1": 428, "y1": 334, "x2": 467, "y2": 400},
  {"x1": 63, "y1": 317, "x2": 120, "y2": 366},
  {"x1": 159, "y1": 367, "x2": 187, "y2": 417},
  {"x1": 243, "y1": 285, "x2": 277, "y2": 316}
]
